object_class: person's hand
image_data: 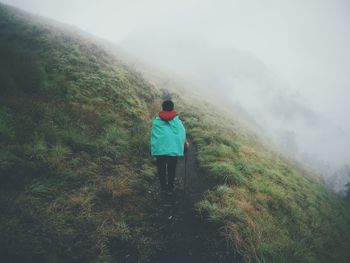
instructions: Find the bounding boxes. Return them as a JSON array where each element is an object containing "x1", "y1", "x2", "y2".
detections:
[{"x1": 184, "y1": 140, "x2": 190, "y2": 153}]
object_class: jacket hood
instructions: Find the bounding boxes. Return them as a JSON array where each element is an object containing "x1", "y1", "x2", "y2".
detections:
[{"x1": 159, "y1": 111, "x2": 178, "y2": 121}]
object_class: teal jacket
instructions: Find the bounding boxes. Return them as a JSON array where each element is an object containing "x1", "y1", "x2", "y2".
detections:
[{"x1": 151, "y1": 111, "x2": 186, "y2": 157}]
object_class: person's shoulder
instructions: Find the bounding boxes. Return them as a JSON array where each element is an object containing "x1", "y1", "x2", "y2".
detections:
[
  {"x1": 174, "y1": 115, "x2": 183, "y2": 122},
  {"x1": 152, "y1": 116, "x2": 163, "y2": 125},
  {"x1": 173, "y1": 116, "x2": 185, "y2": 126}
]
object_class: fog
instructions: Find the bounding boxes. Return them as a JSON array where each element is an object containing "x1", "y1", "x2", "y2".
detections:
[{"x1": 2, "y1": 0, "x2": 350, "y2": 192}]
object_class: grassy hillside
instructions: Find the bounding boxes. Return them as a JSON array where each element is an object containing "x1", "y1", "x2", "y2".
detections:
[
  {"x1": 182, "y1": 100, "x2": 350, "y2": 262},
  {"x1": 0, "y1": 4, "x2": 163, "y2": 262},
  {"x1": 1, "y1": 3, "x2": 350, "y2": 263},
  {"x1": 135, "y1": 67, "x2": 350, "y2": 262}
]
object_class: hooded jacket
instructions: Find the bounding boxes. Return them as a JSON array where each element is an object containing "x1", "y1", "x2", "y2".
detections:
[{"x1": 150, "y1": 111, "x2": 186, "y2": 156}]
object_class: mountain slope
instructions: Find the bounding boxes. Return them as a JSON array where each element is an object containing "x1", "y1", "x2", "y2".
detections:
[
  {"x1": 0, "y1": 4, "x2": 161, "y2": 262},
  {"x1": 0, "y1": 3, "x2": 350, "y2": 263},
  {"x1": 152, "y1": 83, "x2": 350, "y2": 262}
]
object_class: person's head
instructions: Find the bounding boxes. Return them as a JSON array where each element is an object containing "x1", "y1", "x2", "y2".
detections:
[{"x1": 162, "y1": 100, "x2": 174, "y2": 111}]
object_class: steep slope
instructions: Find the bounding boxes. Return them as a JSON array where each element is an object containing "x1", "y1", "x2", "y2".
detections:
[
  {"x1": 1, "y1": 3, "x2": 350, "y2": 263},
  {"x1": 150, "y1": 78, "x2": 350, "y2": 262},
  {"x1": 0, "y1": 4, "x2": 161, "y2": 262},
  {"x1": 185, "y1": 101, "x2": 350, "y2": 262},
  {"x1": 127, "y1": 61, "x2": 350, "y2": 261}
]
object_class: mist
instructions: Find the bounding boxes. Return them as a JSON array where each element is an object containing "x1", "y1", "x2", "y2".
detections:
[{"x1": 2, "y1": 0, "x2": 350, "y2": 192}]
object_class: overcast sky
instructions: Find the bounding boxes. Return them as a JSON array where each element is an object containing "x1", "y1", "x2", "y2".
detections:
[
  {"x1": 2, "y1": 0, "x2": 350, "y2": 180},
  {"x1": 2, "y1": 0, "x2": 349, "y2": 111}
]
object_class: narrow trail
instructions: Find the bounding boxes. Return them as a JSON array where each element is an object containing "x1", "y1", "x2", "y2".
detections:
[{"x1": 148, "y1": 144, "x2": 231, "y2": 263}]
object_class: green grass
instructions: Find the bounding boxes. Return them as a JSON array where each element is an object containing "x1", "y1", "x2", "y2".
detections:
[
  {"x1": 0, "y1": 4, "x2": 161, "y2": 262},
  {"x1": 1, "y1": 3, "x2": 350, "y2": 263},
  {"x1": 172, "y1": 99, "x2": 350, "y2": 262},
  {"x1": 146, "y1": 75, "x2": 350, "y2": 262}
]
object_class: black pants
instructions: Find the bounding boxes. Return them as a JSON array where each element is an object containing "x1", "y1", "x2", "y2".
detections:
[{"x1": 156, "y1": 156, "x2": 178, "y2": 191}]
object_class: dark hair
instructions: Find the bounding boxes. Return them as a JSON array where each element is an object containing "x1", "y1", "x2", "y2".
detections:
[{"x1": 162, "y1": 100, "x2": 174, "y2": 111}]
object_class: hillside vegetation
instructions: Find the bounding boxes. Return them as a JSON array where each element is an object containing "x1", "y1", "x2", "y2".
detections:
[
  {"x1": 182, "y1": 99, "x2": 350, "y2": 262},
  {"x1": 0, "y1": 4, "x2": 162, "y2": 262},
  {"x1": 1, "y1": 3, "x2": 350, "y2": 263}
]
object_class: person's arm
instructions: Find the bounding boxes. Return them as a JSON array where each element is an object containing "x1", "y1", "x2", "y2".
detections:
[
  {"x1": 178, "y1": 118, "x2": 188, "y2": 153},
  {"x1": 150, "y1": 118, "x2": 156, "y2": 156},
  {"x1": 184, "y1": 139, "x2": 190, "y2": 153}
]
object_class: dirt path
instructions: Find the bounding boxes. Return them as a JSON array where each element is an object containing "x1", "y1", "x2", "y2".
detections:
[{"x1": 148, "y1": 144, "x2": 231, "y2": 263}]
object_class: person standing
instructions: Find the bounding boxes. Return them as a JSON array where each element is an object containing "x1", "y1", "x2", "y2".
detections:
[{"x1": 150, "y1": 100, "x2": 188, "y2": 194}]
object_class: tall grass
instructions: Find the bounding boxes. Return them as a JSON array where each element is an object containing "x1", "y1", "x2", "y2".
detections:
[
  {"x1": 176, "y1": 99, "x2": 350, "y2": 262},
  {"x1": 0, "y1": 4, "x2": 160, "y2": 262}
]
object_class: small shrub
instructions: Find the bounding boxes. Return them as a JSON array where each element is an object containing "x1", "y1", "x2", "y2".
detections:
[
  {"x1": 31, "y1": 138, "x2": 48, "y2": 161},
  {"x1": 216, "y1": 185, "x2": 229, "y2": 195},
  {"x1": 128, "y1": 178, "x2": 149, "y2": 193},
  {"x1": 209, "y1": 163, "x2": 246, "y2": 185},
  {"x1": 141, "y1": 166, "x2": 156, "y2": 183},
  {"x1": 100, "y1": 126, "x2": 128, "y2": 146},
  {"x1": 48, "y1": 144, "x2": 71, "y2": 166},
  {"x1": 205, "y1": 144, "x2": 236, "y2": 160},
  {"x1": 235, "y1": 160, "x2": 251, "y2": 177},
  {"x1": 30, "y1": 182, "x2": 54, "y2": 198}
]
